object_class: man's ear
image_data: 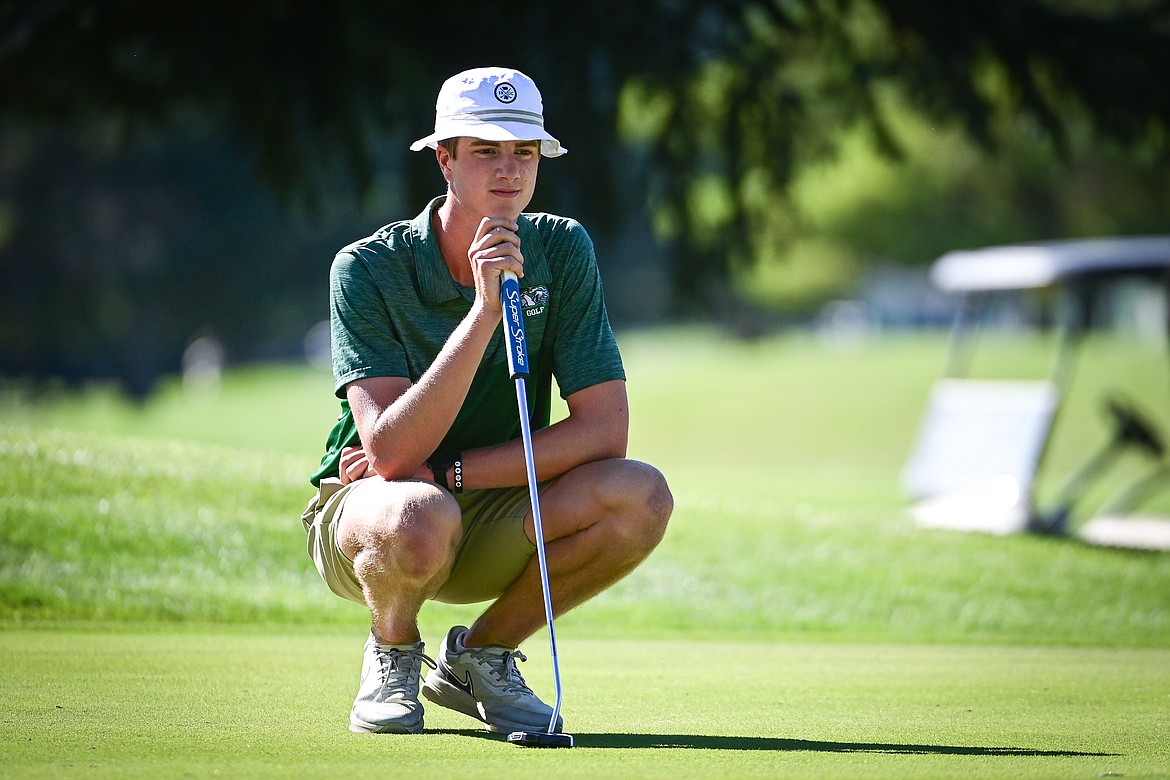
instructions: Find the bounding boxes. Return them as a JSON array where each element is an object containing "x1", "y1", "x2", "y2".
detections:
[{"x1": 435, "y1": 145, "x2": 454, "y2": 183}]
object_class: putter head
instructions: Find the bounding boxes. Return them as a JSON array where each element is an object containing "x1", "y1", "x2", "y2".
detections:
[{"x1": 507, "y1": 730, "x2": 574, "y2": 748}]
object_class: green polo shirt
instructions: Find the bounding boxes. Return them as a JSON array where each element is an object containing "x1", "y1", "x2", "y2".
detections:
[{"x1": 309, "y1": 196, "x2": 625, "y2": 486}]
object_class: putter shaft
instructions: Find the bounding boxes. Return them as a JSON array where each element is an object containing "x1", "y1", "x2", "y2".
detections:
[
  {"x1": 513, "y1": 375, "x2": 563, "y2": 735},
  {"x1": 500, "y1": 270, "x2": 565, "y2": 737}
]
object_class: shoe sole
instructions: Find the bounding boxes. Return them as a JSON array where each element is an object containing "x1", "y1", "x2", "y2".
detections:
[
  {"x1": 349, "y1": 712, "x2": 424, "y2": 734},
  {"x1": 420, "y1": 674, "x2": 562, "y2": 734}
]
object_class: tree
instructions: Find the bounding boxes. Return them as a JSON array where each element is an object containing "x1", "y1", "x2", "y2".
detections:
[
  {"x1": 628, "y1": 0, "x2": 1170, "y2": 307},
  {"x1": 2, "y1": 0, "x2": 1168, "y2": 387}
]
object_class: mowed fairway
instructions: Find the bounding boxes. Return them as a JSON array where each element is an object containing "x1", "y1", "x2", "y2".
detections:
[
  {"x1": 3, "y1": 328, "x2": 1170, "y2": 778},
  {"x1": 4, "y1": 631, "x2": 1169, "y2": 779}
]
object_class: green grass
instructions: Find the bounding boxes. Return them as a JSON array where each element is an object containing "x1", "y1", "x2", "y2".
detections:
[
  {"x1": 0, "y1": 361, "x2": 338, "y2": 457},
  {"x1": 3, "y1": 629, "x2": 1168, "y2": 779},
  {"x1": 3, "y1": 327, "x2": 1170, "y2": 777}
]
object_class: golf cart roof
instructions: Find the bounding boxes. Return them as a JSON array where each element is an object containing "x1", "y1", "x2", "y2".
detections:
[{"x1": 931, "y1": 236, "x2": 1170, "y2": 293}]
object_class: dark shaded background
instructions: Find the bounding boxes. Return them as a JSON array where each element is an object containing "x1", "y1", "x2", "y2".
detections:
[{"x1": 2, "y1": 0, "x2": 1168, "y2": 395}]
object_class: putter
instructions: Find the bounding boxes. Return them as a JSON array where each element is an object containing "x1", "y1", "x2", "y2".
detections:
[{"x1": 499, "y1": 270, "x2": 574, "y2": 749}]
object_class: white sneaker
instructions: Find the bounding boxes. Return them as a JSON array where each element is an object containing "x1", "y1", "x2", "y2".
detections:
[
  {"x1": 349, "y1": 633, "x2": 435, "y2": 734},
  {"x1": 421, "y1": 625, "x2": 562, "y2": 734}
]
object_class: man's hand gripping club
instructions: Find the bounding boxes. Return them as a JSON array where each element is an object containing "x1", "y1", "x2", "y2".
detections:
[{"x1": 468, "y1": 215, "x2": 525, "y2": 317}]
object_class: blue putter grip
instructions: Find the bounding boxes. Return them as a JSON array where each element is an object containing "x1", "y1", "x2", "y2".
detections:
[{"x1": 501, "y1": 271, "x2": 529, "y2": 380}]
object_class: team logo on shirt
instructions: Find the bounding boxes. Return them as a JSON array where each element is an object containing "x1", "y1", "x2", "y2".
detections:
[{"x1": 521, "y1": 286, "x2": 549, "y2": 316}]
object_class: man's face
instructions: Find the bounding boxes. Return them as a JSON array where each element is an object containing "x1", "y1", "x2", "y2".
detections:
[{"x1": 439, "y1": 137, "x2": 541, "y2": 221}]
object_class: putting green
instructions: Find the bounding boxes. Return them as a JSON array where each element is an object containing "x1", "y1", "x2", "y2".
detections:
[{"x1": 2, "y1": 628, "x2": 1168, "y2": 779}]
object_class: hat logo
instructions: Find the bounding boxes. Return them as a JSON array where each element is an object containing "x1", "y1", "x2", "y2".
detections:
[{"x1": 494, "y1": 82, "x2": 517, "y2": 103}]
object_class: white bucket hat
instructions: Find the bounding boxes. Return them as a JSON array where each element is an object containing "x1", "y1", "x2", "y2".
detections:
[{"x1": 409, "y1": 67, "x2": 567, "y2": 157}]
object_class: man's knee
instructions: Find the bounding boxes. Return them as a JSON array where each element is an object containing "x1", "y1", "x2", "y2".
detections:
[
  {"x1": 344, "y1": 482, "x2": 462, "y2": 583},
  {"x1": 605, "y1": 460, "x2": 673, "y2": 553}
]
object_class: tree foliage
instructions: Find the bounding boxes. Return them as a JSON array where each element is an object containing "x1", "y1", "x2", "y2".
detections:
[
  {"x1": 2, "y1": 0, "x2": 1168, "y2": 388},
  {"x1": 633, "y1": 0, "x2": 1170, "y2": 305}
]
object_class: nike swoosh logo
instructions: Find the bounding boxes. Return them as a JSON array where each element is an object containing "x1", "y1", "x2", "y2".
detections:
[{"x1": 443, "y1": 660, "x2": 474, "y2": 698}]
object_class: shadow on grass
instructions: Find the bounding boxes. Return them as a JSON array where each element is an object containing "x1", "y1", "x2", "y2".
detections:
[
  {"x1": 428, "y1": 730, "x2": 1114, "y2": 756},
  {"x1": 575, "y1": 734, "x2": 1116, "y2": 756}
]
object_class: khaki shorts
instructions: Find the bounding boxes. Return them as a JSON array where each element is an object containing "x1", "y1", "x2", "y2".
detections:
[{"x1": 300, "y1": 478, "x2": 542, "y2": 606}]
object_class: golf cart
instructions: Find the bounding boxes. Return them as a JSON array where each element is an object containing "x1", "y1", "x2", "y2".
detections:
[{"x1": 901, "y1": 236, "x2": 1170, "y2": 550}]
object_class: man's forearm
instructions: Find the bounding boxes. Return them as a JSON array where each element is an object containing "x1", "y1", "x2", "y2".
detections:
[
  {"x1": 450, "y1": 380, "x2": 629, "y2": 490},
  {"x1": 358, "y1": 304, "x2": 501, "y2": 479}
]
